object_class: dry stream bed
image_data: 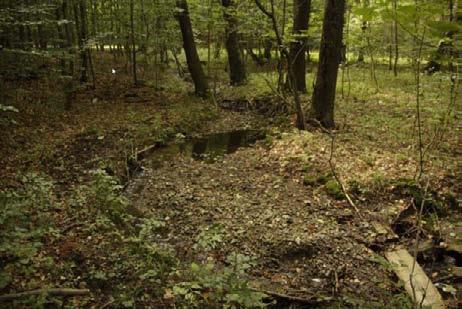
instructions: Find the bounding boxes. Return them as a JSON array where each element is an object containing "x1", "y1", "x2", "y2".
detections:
[{"x1": 125, "y1": 125, "x2": 461, "y2": 307}]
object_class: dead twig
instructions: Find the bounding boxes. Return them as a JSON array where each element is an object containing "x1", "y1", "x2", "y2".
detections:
[
  {"x1": 314, "y1": 120, "x2": 363, "y2": 219},
  {"x1": 251, "y1": 288, "x2": 324, "y2": 304},
  {"x1": 135, "y1": 142, "x2": 160, "y2": 160},
  {"x1": 0, "y1": 288, "x2": 90, "y2": 302}
]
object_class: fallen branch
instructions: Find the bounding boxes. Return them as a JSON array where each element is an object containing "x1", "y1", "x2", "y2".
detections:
[
  {"x1": 135, "y1": 142, "x2": 159, "y2": 160},
  {"x1": 252, "y1": 288, "x2": 323, "y2": 304},
  {"x1": 0, "y1": 288, "x2": 90, "y2": 302}
]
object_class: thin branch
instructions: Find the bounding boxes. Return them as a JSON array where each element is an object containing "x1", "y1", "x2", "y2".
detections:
[
  {"x1": 0, "y1": 288, "x2": 90, "y2": 302},
  {"x1": 251, "y1": 288, "x2": 321, "y2": 304},
  {"x1": 409, "y1": 180, "x2": 430, "y2": 308},
  {"x1": 314, "y1": 120, "x2": 363, "y2": 219},
  {"x1": 327, "y1": 131, "x2": 363, "y2": 219},
  {"x1": 415, "y1": 28, "x2": 426, "y2": 181},
  {"x1": 254, "y1": 0, "x2": 273, "y2": 18}
]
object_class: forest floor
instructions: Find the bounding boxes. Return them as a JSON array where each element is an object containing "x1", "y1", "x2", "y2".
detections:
[
  {"x1": 1, "y1": 59, "x2": 461, "y2": 308},
  {"x1": 127, "y1": 72, "x2": 461, "y2": 307}
]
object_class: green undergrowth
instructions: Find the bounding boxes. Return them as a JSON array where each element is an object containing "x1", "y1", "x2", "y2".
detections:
[
  {"x1": 0, "y1": 171, "x2": 174, "y2": 307},
  {"x1": 0, "y1": 89, "x2": 218, "y2": 187},
  {"x1": 0, "y1": 170, "x2": 264, "y2": 307},
  {"x1": 171, "y1": 253, "x2": 267, "y2": 308}
]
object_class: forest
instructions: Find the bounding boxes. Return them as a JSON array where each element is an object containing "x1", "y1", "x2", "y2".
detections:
[{"x1": 0, "y1": 0, "x2": 461, "y2": 308}]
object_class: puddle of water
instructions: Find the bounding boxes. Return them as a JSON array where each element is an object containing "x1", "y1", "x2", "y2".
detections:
[
  {"x1": 125, "y1": 129, "x2": 265, "y2": 202},
  {"x1": 145, "y1": 129, "x2": 265, "y2": 168}
]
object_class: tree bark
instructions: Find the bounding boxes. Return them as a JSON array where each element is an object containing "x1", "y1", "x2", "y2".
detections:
[
  {"x1": 222, "y1": 0, "x2": 247, "y2": 85},
  {"x1": 393, "y1": 0, "x2": 399, "y2": 76},
  {"x1": 130, "y1": 0, "x2": 138, "y2": 85},
  {"x1": 74, "y1": 1, "x2": 88, "y2": 83},
  {"x1": 55, "y1": 5, "x2": 66, "y2": 73},
  {"x1": 62, "y1": 0, "x2": 74, "y2": 75},
  {"x1": 263, "y1": 39, "x2": 272, "y2": 61},
  {"x1": 176, "y1": 0, "x2": 209, "y2": 97},
  {"x1": 311, "y1": 0, "x2": 346, "y2": 128},
  {"x1": 289, "y1": 0, "x2": 311, "y2": 92}
]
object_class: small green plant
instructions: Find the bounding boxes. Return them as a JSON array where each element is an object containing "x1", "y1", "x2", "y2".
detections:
[
  {"x1": 325, "y1": 180, "x2": 346, "y2": 200},
  {"x1": 194, "y1": 224, "x2": 226, "y2": 251},
  {"x1": 85, "y1": 125, "x2": 100, "y2": 136},
  {"x1": 392, "y1": 178, "x2": 444, "y2": 214},
  {"x1": 303, "y1": 174, "x2": 317, "y2": 186},
  {"x1": 173, "y1": 253, "x2": 267, "y2": 308},
  {"x1": 127, "y1": 217, "x2": 176, "y2": 282},
  {"x1": 87, "y1": 169, "x2": 129, "y2": 224},
  {"x1": 317, "y1": 172, "x2": 333, "y2": 185},
  {"x1": 303, "y1": 171, "x2": 333, "y2": 187},
  {"x1": 0, "y1": 173, "x2": 55, "y2": 288}
]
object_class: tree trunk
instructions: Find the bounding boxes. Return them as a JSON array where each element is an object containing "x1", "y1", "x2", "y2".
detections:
[
  {"x1": 74, "y1": 1, "x2": 88, "y2": 83},
  {"x1": 254, "y1": 0, "x2": 306, "y2": 130},
  {"x1": 84, "y1": 2, "x2": 96, "y2": 88},
  {"x1": 311, "y1": 0, "x2": 346, "y2": 128},
  {"x1": 91, "y1": 0, "x2": 98, "y2": 50},
  {"x1": 289, "y1": 0, "x2": 311, "y2": 92},
  {"x1": 262, "y1": 39, "x2": 272, "y2": 61},
  {"x1": 393, "y1": 0, "x2": 399, "y2": 76},
  {"x1": 62, "y1": 0, "x2": 74, "y2": 76},
  {"x1": 56, "y1": 5, "x2": 66, "y2": 73},
  {"x1": 247, "y1": 47, "x2": 266, "y2": 66},
  {"x1": 221, "y1": 0, "x2": 247, "y2": 85},
  {"x1": 176, "y1": 0, "x2": 209, "y2": 97},
  {"x1": 130, "y1": 0, "x2": 138, "y2": 85}
]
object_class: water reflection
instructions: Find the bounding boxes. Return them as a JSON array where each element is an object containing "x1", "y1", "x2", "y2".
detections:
[{"x1": 145, "y1": 129, "x2": 265, "y2": 168}]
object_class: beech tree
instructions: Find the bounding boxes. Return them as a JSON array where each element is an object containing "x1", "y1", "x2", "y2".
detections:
[
  {"x1": 221, "y1": 0, "x2": 247, "y2": 85},
  {"x1": 289, "y1": 0, "x2": 311, "y2": 92},
  {"x1": 176, "y1": 0, "x2": 209, "y2": 97},
  {"x1": 311, "y1": 0, "x2": 346, "y2": 128}
]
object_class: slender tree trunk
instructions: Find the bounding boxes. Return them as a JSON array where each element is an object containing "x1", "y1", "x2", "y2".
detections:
[
  {"x1": 91, "y1": 0, "x2": 97, "y2": 47},
  {"x1": 311, "y1": 0, "x2": 346, "y2": 128},
  {"x1": 176, "y1": 0, "x2": 209, "y2": 97},
  {"x1": 255, "y1": 0, "x2": 305, "y2": 130},
  {"x1": 171, "y1": 49, "x2": 185, "y2": 77},
  {"x1": 56, "y1": 5, "x2": 66, "y2": 73},
  {"x1": 247, "y1": 47, "x2": 265, "y2": 66},
  {"x1": 357, "y1": 24, "x2": 366, "y2": 62},
  {"x1": 288, "y1": 0, "x2": 311, "y2": 92},
  {"x1": 221, "y1": 0, "x2": 247, "y2": 85},
  {"x1": 207, "y1": 0, "x2": 212, "y2": 77},
  {"x1": 62, "y1": 0, "x2": 74, "y2": 75},
  {"x1": 277, "y1": 0, "x2": 288, "y2": 91},
  {"x1": 140, "y1": 0, "x2": 150, "y2": 57},
  {"x1": 388, "y1": 24, "x2": 393, "y2": 71},
  {"x1": 130, "y1": 0, "x2": 138, "y2": 85},
  {"x1": 263, "y1": 39, "x2": 272, "y2": 61},
  {"x1": 448, "y1": 0, "x2": 455, "y2": 71},
  {"x1": 110, "y1": 0, "x2": 114, "y2": 53},
  {"x1": 73, "y1": 1, "x2": 85, "y2": 83},
  {"x1": 356, "y1": 0, "x2": 368, "y2": 63},
  {"x1": 393, "y1": 0, "x2": 399, "y2": 76},
  {"x1": 82, "y1": 0, "x2": 96, "y2": 88},
  {"x1": 37, "y1": 25, "x2": 46, "y2": 49},
  {"x1": 366, "y1": 28, "x2": 379, "y2": 92}
]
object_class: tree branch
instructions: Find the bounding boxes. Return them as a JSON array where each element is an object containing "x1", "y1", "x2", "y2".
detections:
[
  {"x1": 0, "y1": 288, "x2": 90, "y2": 302},
  {"x1": 254, "y1": 0, "x2": 273, "y2": 18}
]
